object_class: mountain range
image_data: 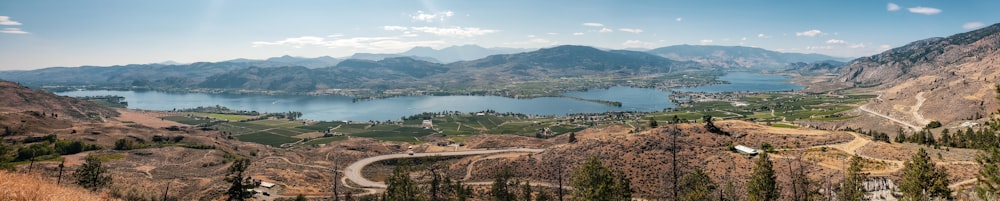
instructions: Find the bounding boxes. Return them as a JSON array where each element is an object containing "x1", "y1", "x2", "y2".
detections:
[
  {"x1": 837, "y1": 22, "x2": 1000, "y2": 125},
  {"x1": 0, "y1": 44, "x2": 843, "y2": 90}
]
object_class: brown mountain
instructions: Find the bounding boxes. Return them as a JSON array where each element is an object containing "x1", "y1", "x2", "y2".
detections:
[
  {"x1": 0, "y1": 80, "x2": 118, "y2": 121},
  {"x1": 837, "y1": 23, "x2": 1000, "y2": 126}
]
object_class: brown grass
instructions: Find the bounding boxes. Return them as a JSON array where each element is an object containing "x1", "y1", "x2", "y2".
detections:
[{"x1": 0, "y1": 171, "x2": 113, "y2": 201}]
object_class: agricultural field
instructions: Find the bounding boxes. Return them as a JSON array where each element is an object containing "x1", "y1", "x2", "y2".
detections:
[
  {"x1": 160, "y1": 116, "x2": 210, "y2": 126},
  {"x1": 187, "y1": 112, "x2": 253, "y2": 121},
  {"x1": 662, "y1": 93, "x2": 874, "y2": 122}
]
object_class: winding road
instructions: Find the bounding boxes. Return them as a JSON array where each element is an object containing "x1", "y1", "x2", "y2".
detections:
[{"x1": 344, "y1": 148, "x2": 545, "y2": 188}]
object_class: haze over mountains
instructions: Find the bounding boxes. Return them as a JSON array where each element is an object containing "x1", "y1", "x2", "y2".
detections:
[{"x1": 0, "y1": 44, "x2": 844, "y2": 90}]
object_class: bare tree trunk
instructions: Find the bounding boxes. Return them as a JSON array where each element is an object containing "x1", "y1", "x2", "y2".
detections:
[
  {"x1": 333, "y1": 156, "x2": 341, "y2": 201},
  {"x1": 57, "y1": 161, "x2": 64, "y2": 185},
  {"x1": 163, "y1": 182, "x2": 170, "y2": 201}
]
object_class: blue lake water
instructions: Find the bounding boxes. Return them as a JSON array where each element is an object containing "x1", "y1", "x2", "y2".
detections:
[{"x1": 56, "y1": 72, "x2": 800, "y2": 121}]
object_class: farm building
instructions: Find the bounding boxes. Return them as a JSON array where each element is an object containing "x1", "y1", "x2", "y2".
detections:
[
  {"x1": 260, "y1": 181, "x2": 276, "y2": 188},
  {"x1": 734, "y1": 145, "x2": 758, "y2": 156},
  {"x1": 422, "y1": 120, "x2": 434, "y2": 129}
]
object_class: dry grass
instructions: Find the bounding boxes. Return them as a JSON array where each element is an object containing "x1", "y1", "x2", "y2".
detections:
[{"x1": 0, "y1": 171, "x2": 114, "y2": 201}]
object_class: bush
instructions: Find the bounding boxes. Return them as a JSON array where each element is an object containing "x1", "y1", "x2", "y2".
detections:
[{"x1": 925, "y1": 121, "x2": 942, "y2": 129}]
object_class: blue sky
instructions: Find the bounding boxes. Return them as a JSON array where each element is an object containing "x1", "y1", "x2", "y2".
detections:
[{"x1": 0, "y1": 0, "x2": 996, "y2": 70}]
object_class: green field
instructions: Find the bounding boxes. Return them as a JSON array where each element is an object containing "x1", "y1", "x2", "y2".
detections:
[
  {"x1": 160, "y1": 116, "x2": 210, "y2": 125},
  {"x1": 188, "y1": 112, "x2": 253, "y2": 121},
  {"x1": 236, "y1": 132, "x2": 299, "y2": 147}
]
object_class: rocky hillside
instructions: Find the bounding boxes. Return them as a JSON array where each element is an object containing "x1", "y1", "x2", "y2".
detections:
[
  {"x1": 0, "y1": 80, "x2": 118, "y2": 120},
  {"x1": 838, "y1": 23, "x2": 1000, "y2": 126}
]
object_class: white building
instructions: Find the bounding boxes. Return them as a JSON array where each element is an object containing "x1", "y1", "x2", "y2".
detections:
[
  {"x1": 260, "y1": 181, "x2": 276, "y2": 188},
  {"x1": 735, "y1": 145, "x2": 758, "y2": 155}
]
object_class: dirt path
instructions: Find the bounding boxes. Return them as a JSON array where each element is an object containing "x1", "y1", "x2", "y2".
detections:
[
  {"x1": 911, "y1": 92, "x2": 930, "y2": 126},
  {"x1": 262, "y1": 156, "x2": 333, "y2": 170},
  {"x1": 345, "y1": 148, "x2": 544, "y2": 188},
  {"x1": 859, "y1": 104, "x2": 921, "y2": 131},
  {"x1": 115, "y1": 109, "x2": 185, "y2": 128}
]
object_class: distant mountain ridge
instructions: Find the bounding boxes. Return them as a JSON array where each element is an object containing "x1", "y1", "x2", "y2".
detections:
[
  {"x1": 647, "y1": 45, "x2": 847, "y2": 68},
  {"x1": 400, "y1": 45, "x2": 534, "y2": 63}
]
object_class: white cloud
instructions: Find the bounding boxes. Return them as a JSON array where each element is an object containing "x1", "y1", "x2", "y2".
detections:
[
  {"x1": 879, "y1": 44, "x2": 892, "y2": 51},
  {"x1": 795, "y1": 29, "x2": 824, "y2": 37},
  {"x1": 699, "y1": 39, "x2": 713, "y2": 45},
  {"x1": 0, "y1": 16, "x2": 22, "y2": 26},
  {"x1": 675, "y1": 17, "x2": 683, "y2": 22},
  {"x1": 849, "y1": 43, "x2": 866, "y2": 49},
  {"x1": 741, "y1": 37, "x2": 747, "y2": 41},
  {"x1": 806, "y1": 46, "x2": 833, "y2": 50},
  {"x1": 622, "y1": 40, "x2": 655, "y2": 48},
  {"x1": 963, "y1": 22, "x2": 985, "y2": 29},
  {"x1": 887, "y1": 3, "x2": 900, "y2": 11},
  {"x1": 619, "y1": 28, "x2": 643, "y2": 33},
  {"x1": 411, "y1": 10, "x2": 455, "y2": 22},
  {"x1": 327, "y1": 34, "x2": 344, "y2": 38},
  {"x1": 572, "y1": 32, "x2": 584, "y2": 36},
  {"x1": 409, "y1": 26, "x2": 498, "y2": 37},
  {"x1": 757, "y1": 33, "x2": 771, "y2": 38},
  {"x1": 383, "y1": 26, "x2": 409, "y2": 31},
  {"x1": 582, "y1": 22, "x2": 604, "y2": 27},
  {"x1": 0, "y1": 28, "x2": 28, "y2": 34},
  {"x1": 598, "y1": 28, "x2": 613, "y2": 33},
  {"x1": 251, "y1": 35, "x2": 445, "y2": 52},
  {"x1": 547, "y1": 32, "x2": 558, "y2": 35},
  {"x1": 908, "y1": 7, "x2": 941, "y2": 15},
  {"x1": 825, "y1": 39, "x2": 846, "y2": 44}
]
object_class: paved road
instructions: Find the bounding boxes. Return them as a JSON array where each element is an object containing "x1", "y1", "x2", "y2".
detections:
[{"x1": 344, "y1": 148, "x2": 544, "y2": 188}]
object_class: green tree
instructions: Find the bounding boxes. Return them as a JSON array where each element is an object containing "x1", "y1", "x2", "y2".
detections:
[
  {"x1": 295, "y1": 194, "x2": 308, "y2": 201},
  {"x1": 521, "y1": 181, "x2": 533, "y2": 201},
  {"x1": 74, "y1": 154, "x2": 112, "y2": 191},
  {"x1": 747, "y1": 152, "x2": 779, "y2": 201},
  {"x1": 225, "y1": 158, "x2": 256, "y2": 201},
  {"x1": 385, "y1": 165, "x2": 422, "y2": 201},
  {"x1": 839, "y1": 156, "x2": 867, "y2": 201},
  {"x1": 977, "y1": 147, "x2": 1000, "y2": 200},
  {"x1": 570, "y1": 157, "x2": 631, "y2": 201},
  {"x1": 491, "y1": 168, "x2": 516, "y2": 201},
  {"x1": 678, "y1": 168, "x2": 715, "y2": 201},
  {"x1": 649, "y1": 117, "x2": 658, "y2": 128},
  {"x1": 534, "y1": 189, "x2": 553, "y2": 201},
  {"x1": 568, "y1": 132, "x2": 577, "y2": 143},
  {"x1": 899, "y1": 148, "x2": 951, "y2": 200}
]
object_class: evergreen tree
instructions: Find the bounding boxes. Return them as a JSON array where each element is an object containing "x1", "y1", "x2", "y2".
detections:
[
  {"x1": 977, "y1": 147, "x2": 1000, "y2": 200},
  {"x1": 295, "y1": 194, "x2": 309, "y2": 201},
  {"x1": 385, "y1": 165, "x2": 422, "y2": 201},
  {"x1": 521, "y1": 181, "x2": 533, "y2": 201},
  {"x1": 747, "y1": 152, "x2": 779, "y2": 201},
  {"x1": 568, "y1": 132, "x2": 577, "y2": 143},
  {"x1": 491, "y1": 168, "x2": 516, "y2": 201},
  {"x1": 940, "y1": 129, "x2": 952, "y2": 147},
  {"x1": 839, "y1": 156, "x2": 867, "y2": 201},
  {"x1": 224, "y1": 158, "x2": 256, "y2": 201},
  {"x1": 896, "y1": 129, "x2": 907, "y2": 143},
  {"x1": 648, "y1": 117, "x2": 658, "y2": 128},
  {"x1": 678, "y1": 168, "x2": 715, "y2": 201},
  {"x1": 74, "y1": 154, "x2": 112, "y2": 191},
  {"x1": 570, "y1": 157, "x2": 631, "y2": 201},
  {"x1": 534, "y1": 189, "x2": 553, "y2": 201},
  {"x1": 899, "y1": 148, "x2": 952, "y2": 200}
]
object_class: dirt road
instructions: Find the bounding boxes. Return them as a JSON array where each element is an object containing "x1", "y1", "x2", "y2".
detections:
[{"x1": 344, "y1": 148, "x2": 544, "y2": 188}]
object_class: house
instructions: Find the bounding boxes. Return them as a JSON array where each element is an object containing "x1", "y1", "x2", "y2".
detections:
[
  {"x1": 260, "y1": 181, "x2": 276, "y2": 188},
  {"x1": 421, "y1": 120, "x2": 434, "y2": 129},
  {"x1": 734, "y1": 145, "x2": 758, "y2": 156}
]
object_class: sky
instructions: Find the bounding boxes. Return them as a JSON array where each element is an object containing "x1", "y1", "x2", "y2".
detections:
[{"x1": 0, "y1": 0, "x2": 996, "y2": 70}]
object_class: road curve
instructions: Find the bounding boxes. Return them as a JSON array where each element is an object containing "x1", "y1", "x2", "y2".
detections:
[
  {"x1": 858, "y1": 104, "x2": 921, "y2": 131},
  {"x1": 345, "y1": 148, "x2": 545, "y2": 188}
]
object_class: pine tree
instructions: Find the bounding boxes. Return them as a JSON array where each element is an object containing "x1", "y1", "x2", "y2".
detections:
[
  {"x1": 521, "y1": 181, "x2": 533, "y2": 201},
  {"x1": 74, "y1": 154, "x2": 112, "y2": 191},
  {"x1": 899, "y1": 148, "x2": 952, "y2": 200},
  {"x1": 568, "y1": 132, "x2": 577, "y2": 143},
  {"x1": 535, "y1": 189, "x2": 553, "y2": 201},
  {"x1": 747, "y1": 152, "x2": 779, "y2": 201},
  {"x1": 491, "y1": 168, "x2": 516, "y2": 201},
  {"x1": 385, "y1": 165, "x2": 422, "y2": 201},
  {"x1": 571, "y1": 157, "x2": 631, "y2": 201},
  {"x1": 839, "y1": 156, "x2": 867, "y2": 201},
  {"x1": 977, "y1": 147, "x2": 1000, "y2": 200},
  {"x1": 224, "y1": 158, "x2": 256, "y2": 201},
  {"x1": 648, "y1": 117, "x2": 658, "y2": 128},
  {"x1": 678, "y1": 168, "x2": 715, "y2": 201}
]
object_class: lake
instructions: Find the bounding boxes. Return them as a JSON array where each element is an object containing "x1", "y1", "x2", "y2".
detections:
[{"x1": 56, "y1": 72, "x2": 800, "y2": 121}]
